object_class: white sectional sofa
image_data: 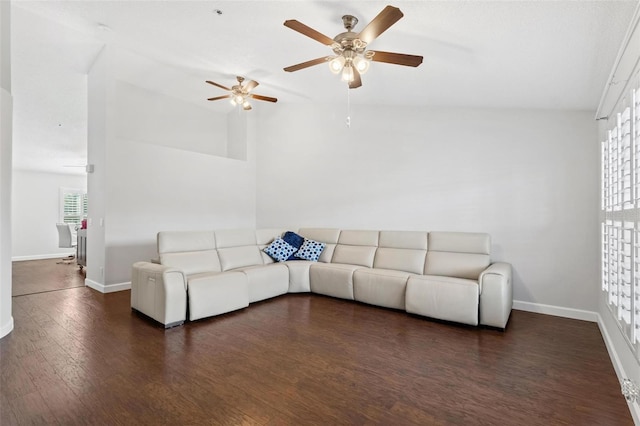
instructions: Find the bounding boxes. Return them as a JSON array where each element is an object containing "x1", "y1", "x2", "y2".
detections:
[{"x1": 130, "y1": 228, "x2": 512, "y2": 329}]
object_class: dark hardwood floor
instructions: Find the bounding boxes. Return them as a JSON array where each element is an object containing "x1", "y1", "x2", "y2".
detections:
[{"x1": 1, "y1": 282, "x2": 633, "y2": 424}]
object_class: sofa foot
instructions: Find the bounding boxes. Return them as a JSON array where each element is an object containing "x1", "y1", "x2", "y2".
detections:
[
  {"x1": 480, "y1": 324, "x2": 507, "y2": 332},
  {"x1": 131, "y1": 308, "x2": 185, "y2": 329}
]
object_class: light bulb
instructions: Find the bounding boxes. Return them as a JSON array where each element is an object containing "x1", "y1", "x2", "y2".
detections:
[
  {"x1": 235, "y1": 95, "x2": 244, "y2": 104},
  {"x1": 353, "y1": 55, "x2": 370, "y2": 74},
  {"x1": 329, "y1": 56, "x2": 346, "y2": 74},
  {"x1": 230, "y1": 98, "x2": 237, "y2": 106},
  {"x1": 341, "y1": 64, "x2": 354, "y2": 82}
]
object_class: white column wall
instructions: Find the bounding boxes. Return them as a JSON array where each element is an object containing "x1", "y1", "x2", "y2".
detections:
[
  {"x1": 87, "y1": 46, "x2": 257, "y2": 291},
  {"x1": 256, "y1": 104, "x2": 599, "y2": 313},
  {"x1": 86, "y1": 45, "x2": 110, "y2": 289},
  {"x1": 0, "y1": 0, "x2": 13, "y2": 338}
]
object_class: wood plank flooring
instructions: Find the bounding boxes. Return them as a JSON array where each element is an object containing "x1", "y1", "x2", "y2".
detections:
[
  {"x1": 1, "y1": 285, "x2": 633, "y2": 425},
  {"x1": 12, "y1": 259, "x2": 85, "y2": 296}
]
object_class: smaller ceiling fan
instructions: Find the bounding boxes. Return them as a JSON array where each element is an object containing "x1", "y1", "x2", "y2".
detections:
[
  {"x1": 206, "y1": 76, "x2": 278, "y2": 110},
  {"x1": 283, "y1": 5, "x2": 423, "y2": 89}
]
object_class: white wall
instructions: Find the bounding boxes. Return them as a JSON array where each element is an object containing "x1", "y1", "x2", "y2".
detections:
[
  {"x1": 115, "y1": 81, "x2": 228, "y2": 157},
  {"x1": 11, "y1": 170, "x2": 86, "y2": 259},
  {"x1": 0, "y1": 0, "x2": 13, "y2": 338},
  {"x1": 257, "y1": 104, "x2": 599, "y2": 312},
  {"x1": 87, "y1": 46, "x2": 257, "y2": 291}
]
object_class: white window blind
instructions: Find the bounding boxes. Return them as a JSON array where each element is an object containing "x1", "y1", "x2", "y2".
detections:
[
  {"x1": 60, "y1": 188, "x2": 87, "y2": 225},
  {"x1": 601, "y1": 83, "x2": 640, "y2": 356}
]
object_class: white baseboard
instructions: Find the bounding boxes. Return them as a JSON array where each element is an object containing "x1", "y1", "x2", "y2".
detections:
[
  {"x1": 85, "y1": 279, "x2": 131, "y2": 294},
  {"x1": 512, "y1": 300, "x2": 599, "y2": 322},
  {"x1": 597, "y1": 314, "x2": 640, "y2": 425},
  {"x1": 12, "y1": 253, "x2": 75, "y2": 262},
  {"x1": 0, "y1": 317, "x2": 14, "y2": 339}
]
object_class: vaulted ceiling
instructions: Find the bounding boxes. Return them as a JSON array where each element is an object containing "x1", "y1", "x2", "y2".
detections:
[{"x1": 10, "y1": 0, "x2": 639, "y2": 174}]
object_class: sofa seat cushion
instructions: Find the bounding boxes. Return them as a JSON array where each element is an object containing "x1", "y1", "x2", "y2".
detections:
[
  {"x1": 235, "y1": 264, "x2": 289, "y2": 303},
  {"x1": 284, "y1": 260, "x2": 315, "y2": 293},
  {"x1": 186, "y1": 271, "x2": 248, "y2": 321},
  {"x1": 309, "y1": 263, "x2": 364, "y2": 300},
  {"x1": 353, "y1": 268, "x2": 414, "y2": 310},
  {"x1": 406, "y1": 275, "x2": 479, "y2": 326}
]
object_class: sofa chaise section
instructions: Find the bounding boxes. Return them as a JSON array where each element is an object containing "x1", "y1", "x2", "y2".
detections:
[{"x1": 405, "y1": 231, "x2": 510, "y2": 327}]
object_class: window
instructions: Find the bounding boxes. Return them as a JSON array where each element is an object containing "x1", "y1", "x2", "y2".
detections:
[
  {"x1": 601, "y1": 81, "x2": 640, "y2": 360},
  {"x1": 59, "y1": 187, "x2": 87, "y2": 225}
]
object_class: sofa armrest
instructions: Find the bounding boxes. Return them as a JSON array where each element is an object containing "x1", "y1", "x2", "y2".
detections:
[
  {"x1": 478, "y1": 262, "x2": 512, "y2": 329},
  {"x1": 131, "y1": 261, "x2": 188, "y2": 327}
]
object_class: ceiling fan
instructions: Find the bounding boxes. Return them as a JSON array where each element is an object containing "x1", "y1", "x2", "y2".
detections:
[
  {"x1": 283, "y1": 5, "x2": 423, "y2": 89},
  {"x1": 206, "y1": 76, "x2": 278, "y2": 110}
]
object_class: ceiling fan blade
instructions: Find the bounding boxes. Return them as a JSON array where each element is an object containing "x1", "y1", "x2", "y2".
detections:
[
  {"x1": 349, "y1": 68, "x2": 362, "y2": 89},
  {"x1": 250, "y1": 94, "x2": 278, "y2": 103},
  {"x1": 284, "y1": 20, "x2": 335, "y2": 46},
  {"x1": 284, "y1": 56, "x2": 331, "y2": 72},
  {"x1": 244, "y1": 80, "x2": 259, "y2": 92},
  {"x1": 369, "y1": 50, "x2": 423, "y2": 67},
  {"x1": 357, "y1": 6, "x2": 404, "y2": 44},
  {"x1": 207, "y1": 94, "x2": 232, "y2": 101},
  {"x1": 205, "y1": 80, "x2": 231, "y2": 91}
]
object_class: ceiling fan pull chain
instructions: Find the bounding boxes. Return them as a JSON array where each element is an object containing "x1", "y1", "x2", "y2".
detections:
[{"x1": 346, "y1": 86, "x2": 351, "y2": 128}]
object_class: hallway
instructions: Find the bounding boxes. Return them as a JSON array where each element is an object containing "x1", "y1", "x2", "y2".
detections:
[{"x1": 12, "y1": 259, "x2": 85, "y2": 297}]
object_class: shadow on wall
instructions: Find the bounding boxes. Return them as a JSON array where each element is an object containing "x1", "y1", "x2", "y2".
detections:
[{"x1": 106, "y1": 242, "x2": 157, "y2": 285}]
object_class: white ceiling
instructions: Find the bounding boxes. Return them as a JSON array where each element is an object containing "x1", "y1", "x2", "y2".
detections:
[{"x1": 10, "y1": 0, "x2": 639, "y2": 175}]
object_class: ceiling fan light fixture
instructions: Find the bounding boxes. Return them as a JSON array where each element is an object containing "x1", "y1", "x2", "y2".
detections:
[
  {"x1": 235, "y1": 95, "x2": 244, "y2": 104},
  {"x1": 353, "y1": 55, "x2": 370, "y2": 74},
  {"x1": 242, "y1": 101, "x2": 252, "y2": 111},
  {"x1": 341, "y1": 64, "x2": 354, "y2": 83},
  {"x1": 329, "y1": 55, "x2": 346, "y2": 74}
]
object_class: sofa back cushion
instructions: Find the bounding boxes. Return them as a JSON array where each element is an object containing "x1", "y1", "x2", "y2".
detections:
[
  {"x1": 332, "y1": 230, "x2": 379, "y2": 267},
  {"x1": 215, "y1": 229, "x2": 263, "y2": 271},
  {"x1": 157, "y1": 231, "x2": 221, "y2": 275},
  {"x1": 298, "y1": 228, "x2": 341, "y2": 263},
  {"x1": 161, "y1": 250, "x2": 221, "y2": 275},
  {"x1": 158, "y1": 231, "x2": 216, "y2": 254},
  {"x1": 374, "y1": 231, "x2": 428, "y2": 274},
  {"x1": 425, "y1": 232, "x2": 490, "y2": 280}
]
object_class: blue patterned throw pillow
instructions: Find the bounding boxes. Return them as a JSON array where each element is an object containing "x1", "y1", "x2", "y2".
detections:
[
  {"x1": 295, "y1": 238, "x2": 325, "y2": 262},
  {"x1": 283, "y1": 231, "x2": 304, "y2": 249},
  {"x1": 264, "y1": 238, "x2": 298, "y2": 262},
  {"x1": 283, "y1": 231, "x2": 305, "y2": 261}
]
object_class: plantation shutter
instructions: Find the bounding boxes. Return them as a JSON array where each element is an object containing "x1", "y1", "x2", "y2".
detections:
[
  {"x1": 60, "y1": 188, "x2": 87, "y2": 225},
  {"x1": 601, "y1": 83, "x2": 640, "y2": 354}
]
